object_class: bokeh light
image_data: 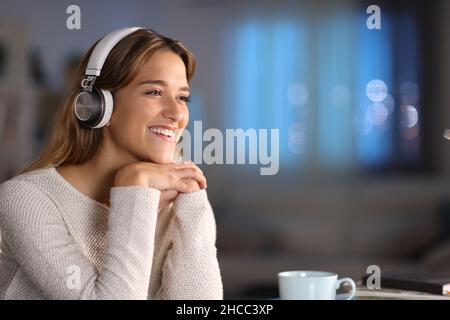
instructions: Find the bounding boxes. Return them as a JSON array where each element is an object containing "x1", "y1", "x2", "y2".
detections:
[
  {"x1": 287, "y1": 82, "x2": 309, "y2": 107},
  {"x1": 366, "y1": 79, "x2": 388, "y2": 102},
  {"x1": 288, "y1": 122, "x2": 306, "y2": 154},
  {"x1": 402, "y1": 105, "x2": 419, "y2": 128},
  {"x1": 382, "y1": 94, "x2": 396, "y2": 114},
  {"x1": 366, "y1": 102, "x2": 389, "y2": 126}
]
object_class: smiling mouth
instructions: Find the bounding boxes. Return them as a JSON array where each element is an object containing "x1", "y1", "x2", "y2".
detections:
[{"x1": 148, "y1": 127, "x2": 176, "y2": 142}]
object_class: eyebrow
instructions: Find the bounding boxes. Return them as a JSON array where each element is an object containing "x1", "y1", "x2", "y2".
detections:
[{"x1": 138, "y1": 79, "x2": 190, "y2": 92}]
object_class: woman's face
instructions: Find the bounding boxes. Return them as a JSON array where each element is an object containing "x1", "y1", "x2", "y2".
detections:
[{"x1": 107, "y1": 49, "x2": 190, "y2": 164}]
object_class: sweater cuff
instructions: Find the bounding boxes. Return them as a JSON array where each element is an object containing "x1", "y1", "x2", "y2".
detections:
[
  {"x1": 110, "y1": 186, "x2": 161, "y2": 218},
  {"x1": 173, "y1": 189, "x2": 208, "y2": 211},
  {"x1": 171, "y1": 189, "x2": 217, "y2": 249},
  {"x1": 172, "y1": 189, "x2": 215, "y2": 228}
]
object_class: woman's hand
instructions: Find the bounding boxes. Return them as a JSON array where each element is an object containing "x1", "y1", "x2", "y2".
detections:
[
  {"x1": 114, "y1": 161, "x2": 206, "y2": 194},
  {"x1": 159, "y1": 189, "x2": 179, "y2": 209},
  {"x1": 158, "y1": 179, "x2": 204, "y2": 208}
]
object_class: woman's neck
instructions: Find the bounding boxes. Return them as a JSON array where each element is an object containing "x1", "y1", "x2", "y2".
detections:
[{"x1": 56, "y1": 146, "x2": 138, "y2": 208}]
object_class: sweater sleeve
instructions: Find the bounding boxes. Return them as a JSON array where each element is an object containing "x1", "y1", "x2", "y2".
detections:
[
  {"x1": 0, "y1": 180, "x2": 160, "y2": 300},
  {"x1": 157, "y1": 189, "x2": 223, "y2": 299}
]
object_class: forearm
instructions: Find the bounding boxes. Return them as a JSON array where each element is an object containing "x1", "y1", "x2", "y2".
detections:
[
  {"x1": 91, "y1": 186, "x2": 161, "y2": 299},
  {"x1": 159, "y1": 190, "x2": 223, "y2": 300},
  {"x1": 0, "y1": 181, "x2": 161, "y2": 300}
]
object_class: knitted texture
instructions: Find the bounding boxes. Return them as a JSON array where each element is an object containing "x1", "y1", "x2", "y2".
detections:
[{"x1": 0, "y1": 167, "x2": 223, "y2": 300}]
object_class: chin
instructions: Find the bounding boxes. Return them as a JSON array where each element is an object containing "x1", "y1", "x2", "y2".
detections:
[{"x1": 147, "y1": 153, "x2": 174, "y2": 164}]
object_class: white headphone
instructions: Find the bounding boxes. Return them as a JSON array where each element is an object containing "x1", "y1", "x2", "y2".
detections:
[{"x1": 74, "y1": 27, "x2": 144, "y2": 129}]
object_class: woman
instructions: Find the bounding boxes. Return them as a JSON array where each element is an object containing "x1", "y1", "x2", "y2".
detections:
[{"x1": 0, "y1": 28, "x2": 223, "y2": 299}]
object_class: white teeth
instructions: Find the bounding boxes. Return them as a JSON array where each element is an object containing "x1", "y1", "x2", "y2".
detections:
[{"x1": 150, "y1": 127, "x2": 175, "y2": 138}]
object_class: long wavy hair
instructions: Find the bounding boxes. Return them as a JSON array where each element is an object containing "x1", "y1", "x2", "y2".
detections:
[{"x1": 20, "y1": 28, "x2": 195, "y2": 174}]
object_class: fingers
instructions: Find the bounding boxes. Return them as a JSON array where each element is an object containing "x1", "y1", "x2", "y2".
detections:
[
  {"x1": 173, "y1": 161, "x2": 203, "y2": 173},
  {"x1": 174, "y1": 179, "x2": 196, "y2": 194},
  {"x1": 171, "y1": 161, "x2": 204, "y2": 177},
  {"x1": 138, "y1": 160, "x2": 207, "y2": 193},
  {"x1": 170, "y1": 161, "x2": 206, "y2": 190},
  {"x1": 175, "y1": 167, "x2": 207, "y2": 189},
  {"x1": 177, "y1": 179, "x2": 202, "y2": 194},
  {"x1": 162, "y1": 189, "x2": 179, "y2": 200},
  {"x1": 158, "y1": 189, "x2": 179, "y2": 209}
]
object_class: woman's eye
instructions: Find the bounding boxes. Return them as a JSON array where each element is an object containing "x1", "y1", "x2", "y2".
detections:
[
  {"x1": 145, "y1": 89, "x2": 162, "y2": 96},
  {"x1": 179, "y1": 96, "x2": 191, "y2": 103}
]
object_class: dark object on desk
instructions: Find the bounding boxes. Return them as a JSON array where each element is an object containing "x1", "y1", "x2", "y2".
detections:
[{"x1": 362, "y1": 272, "x2": 450, "y2": 295}]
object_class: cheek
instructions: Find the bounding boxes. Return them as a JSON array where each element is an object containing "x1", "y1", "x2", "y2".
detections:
[
  {"x1": 117, "y1": 98, "x2": 160, "y2": 124},
  {"x1": 180, "y1": 107, "x2": 189, "y2": 128}
]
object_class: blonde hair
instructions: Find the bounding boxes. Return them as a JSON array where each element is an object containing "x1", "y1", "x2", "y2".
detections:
[{"x1": 21, "y1": 29, "x2": 195, "y2": 174}]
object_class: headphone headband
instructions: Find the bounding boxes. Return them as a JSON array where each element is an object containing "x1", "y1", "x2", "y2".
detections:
[
  {"x1": 75, "y1": 27, "x2": 144, "y2": 129},
  {"x1": 85, "y1": 27, "x2": 143, "y2": 76}
]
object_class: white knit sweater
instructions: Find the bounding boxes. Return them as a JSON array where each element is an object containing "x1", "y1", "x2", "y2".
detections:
[{"x1": 0, "y1": 167, "x2": 223, "y2": 300}]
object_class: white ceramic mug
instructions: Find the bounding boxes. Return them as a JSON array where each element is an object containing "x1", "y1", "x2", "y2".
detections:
[{"x1": 278, "y1": 271, "x2": 356, "y2": 300}]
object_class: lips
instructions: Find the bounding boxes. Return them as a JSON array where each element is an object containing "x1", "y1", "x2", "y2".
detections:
[{"x1": 148, "y1": 126, "x2": 176, "y2": 142}]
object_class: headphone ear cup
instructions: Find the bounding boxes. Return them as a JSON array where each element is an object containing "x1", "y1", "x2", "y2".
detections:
[
  {"x1": 92, "y1": 89, "x2": 113, "y2": 129},
  {"x1": 74, "y1": 88, "x2": 113, "y2": 129},
  {"x1": 74, "y1": 89, "x2": 103, "y2": 127}
]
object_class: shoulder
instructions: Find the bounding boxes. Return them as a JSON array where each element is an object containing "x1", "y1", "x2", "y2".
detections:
[
  {"x1": 1, "y1": 167, "x2": 54, "y2": 200},
  {"x1": 0, "y1": 168, "x2": 60, "y2": 224},
  {"x1": 3, "y1": 166, "x2": 55, "y2": 185}
]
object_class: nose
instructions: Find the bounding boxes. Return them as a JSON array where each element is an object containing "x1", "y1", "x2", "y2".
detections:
[{"x1": 162, "y1": 97, "x2": 185, "y2": 123}]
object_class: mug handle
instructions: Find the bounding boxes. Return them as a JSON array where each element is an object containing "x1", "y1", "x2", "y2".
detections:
[{"x1": 335, "y1": 278, "x2": 356, "y2": 300}]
